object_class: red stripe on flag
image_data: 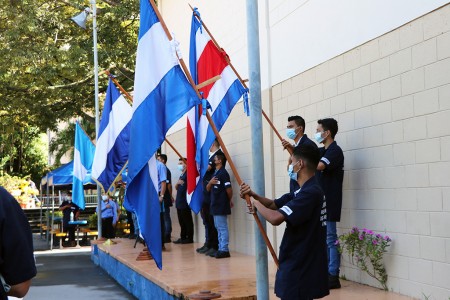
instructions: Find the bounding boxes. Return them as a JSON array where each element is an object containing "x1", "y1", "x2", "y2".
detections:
[
  {"x1": 186, "y1": 114, "x2": 198, "y2": 195},
  {"x1": 197, "y1": 41, "x2": 228, "y2": 99}
]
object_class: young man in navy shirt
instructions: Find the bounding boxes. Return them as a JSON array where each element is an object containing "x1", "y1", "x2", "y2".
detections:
[
  {"x1": 240, "y1": 144, "x2": 329, "y2": 300},
  {"x1": 197, "y1": 140, "x2": 221, "y2": 256},
  {"x1": 206, "y1": 153, "x2": 234, "y2": 259},
  {"x1": 281, "y1": 115, "x2": 318, "y2": 192},
  {"x1": 315, "y1": 118, "x2": 344, "y2": 289},
  {"x1": 173, "y1": 158, "x2": 194, "y2": 244},
  {"x1": 0, "y1": 186, "x2": 37, "y2": 299}
]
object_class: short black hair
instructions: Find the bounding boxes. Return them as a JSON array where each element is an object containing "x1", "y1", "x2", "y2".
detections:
[
  {"x1": 318, "y1": 118, "x2": 338, "y2": 139},
  {"x1": 178, "y1": 157, "x2": 187, "y2": 162},
  {"x1": 215, "y1": 153, "x2": 227, "y2": 167},
  {"x1": 288, "y1": 115, "x2": 305, "y2": 131},
  {"x1": 159, "y1": 154, "x2": 167, "y2": 163},
  {"x1": 292, "y1": 144, "x2": 320, "y2": 171}
]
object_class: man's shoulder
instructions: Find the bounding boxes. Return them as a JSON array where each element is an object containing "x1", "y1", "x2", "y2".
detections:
[
  {"x1": 298, "y1": 177, "x2": 323, "y2": 196},
  {"x1": 301, "y1": 134, "x2": 318, "y2": 148},
  {"x1": 329, "y1": 141, "x2": 343, "y2": 153}
]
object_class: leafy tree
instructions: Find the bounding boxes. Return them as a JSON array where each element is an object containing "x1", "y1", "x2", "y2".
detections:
[{"x1": 0, "y1": 0, "x2": 140, "y2": 177}]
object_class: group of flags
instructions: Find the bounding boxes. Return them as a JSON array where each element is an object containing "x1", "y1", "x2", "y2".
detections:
[{"x1": 71, "y1": 1, "x2": 246, "y2": 269}]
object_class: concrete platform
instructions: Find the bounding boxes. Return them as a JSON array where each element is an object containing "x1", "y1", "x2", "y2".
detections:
[{"x1": 91, "y1": 238, "x2": 416, "y2": 300}]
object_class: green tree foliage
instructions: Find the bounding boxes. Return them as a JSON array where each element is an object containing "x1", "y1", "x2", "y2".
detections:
[{"x1": 0, "y1": 0, "x2": 140, "y2": 179}]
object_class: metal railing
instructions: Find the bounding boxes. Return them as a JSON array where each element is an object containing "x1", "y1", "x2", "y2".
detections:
[{"x1": 39, "y1": 194, "x2": 98, "y2": 207}]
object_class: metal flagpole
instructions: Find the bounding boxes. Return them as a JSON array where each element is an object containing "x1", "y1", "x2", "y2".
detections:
[
  {"x1": 246, "y1": 1, "x2": 270, "y2": 299},
  {"x1": 91, "y1": 0, "x2": 102, "y2": 237}
]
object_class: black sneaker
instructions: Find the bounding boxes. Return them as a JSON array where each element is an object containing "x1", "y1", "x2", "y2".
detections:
[
  {"x1": 173, "y1": 238, "x2": 183, "y2": 244},
  {"x1": 196, "y1": 245, "x2": 208, "y2": 253},
  {"x1": 328, "y1": 274, "x2": 341, "y2": 289},
  {"x1": 181, "y1": 239, "x2": 193, "y2": 244},
  {"x1": 205, "y1": 248, "x2": 217, "y2": 257},
  {"x1": 215, "y1": 251, "x2": 230, "y2": 259}
]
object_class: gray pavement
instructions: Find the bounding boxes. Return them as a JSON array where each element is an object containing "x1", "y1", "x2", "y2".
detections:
[{"x1": 27, "y1": 247, "x2": 135, "y2": 299}]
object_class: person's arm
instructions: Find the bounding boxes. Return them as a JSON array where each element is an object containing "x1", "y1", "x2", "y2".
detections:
[
  {"x1": 8, "y1": 279, "x2": 32, "y2": 298},
  {"x1": 317, "y1": 161, "x2": 326, "y2": 171},
  {"x1": 206, "y1": 177, "x2": 218, "y2": 192},
  {"x1": 159, "y1": 181, "x2": 167, "y2": 203},
  {"x1": 252, "y1": 200, "x2": 285, "y2": 226},
  {"x1": 226, "y1": 187, "x2": 234, "y2": 208},
  {"x1": 240, "y1": 183, "x2": 278, "y2": 210}
]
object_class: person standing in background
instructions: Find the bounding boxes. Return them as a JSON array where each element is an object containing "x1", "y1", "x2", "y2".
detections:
[{"x1": 315, "y1": 118, "x2": 344, "y2": 289}]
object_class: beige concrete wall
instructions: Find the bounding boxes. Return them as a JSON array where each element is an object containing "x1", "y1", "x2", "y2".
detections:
[
  {"x1": 165, "y1": 4, "x2": 450, "y2": 299},
  {"x1": 270, "y1": 5, "x2": 450, "y2": 299}
]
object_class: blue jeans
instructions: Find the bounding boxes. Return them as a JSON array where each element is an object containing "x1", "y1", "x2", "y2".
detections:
[
  {"x1": 213, "y1": 215, "x2": 229, "y2": 252},
  {"x1": 327, "y1": 221, "x2": 340, "y2": 276},
  {"x1": 163, "y1": 206, "x2": 172, "y2": 238}
]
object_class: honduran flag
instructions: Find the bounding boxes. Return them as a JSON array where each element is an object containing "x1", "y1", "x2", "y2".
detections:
[
  {"x1": 92, "y1": 78, "x2": 132, "y2": 193},
  {"x1": 125, "y1": 0, "x2": 198, "y2": 269},
  {"x1": 187, "y1": 8, "x2": 246, "y2": 213},
  {"x1": 72, "y1": 122, "x2": 95, "y2": 210}
]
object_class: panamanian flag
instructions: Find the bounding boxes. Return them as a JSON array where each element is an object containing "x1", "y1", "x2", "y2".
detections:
[
  {"x1": 186, "y1": 8, "x2": 246, "y2": 214},
  {"x1": 125, "y1": 0, "x2": 198, "y2": 269}
]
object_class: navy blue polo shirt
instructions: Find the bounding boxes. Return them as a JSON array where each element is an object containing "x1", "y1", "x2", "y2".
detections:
[
  {"x1": 163, "y1": 166, "x2": 172, "y2": 208},
  {"x1": 274, "y1": 177, "x2": 329, "y2": 299},
  {"x1": 202, "y1": 149, "x2": 224, "y2": 206},
  {"x1": 316, "y1": 141, "x2": 344, "y2": 222},
  {"x1": 59, "y1": 200, "x2": 80, "y2": 226},
  {"x1": 290, "y1": 134, "x2": 318, "y2": 192},
  {"x1": 175, "y1": 172, "x2": 189, "y2": 210},
  {"x1": 0, "y1": 187, "x2": 37, "y2": 300},
  {"x1": 210, "y1": 167, "x2": 232, "y2": 216}
]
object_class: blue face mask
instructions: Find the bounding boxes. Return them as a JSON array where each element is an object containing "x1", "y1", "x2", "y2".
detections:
[
  {"x1": 315, "y1": 132, "x2": 325, "y2": 143},
  {"x1": 288, "y1": 163, "x2": 298, "y2": 181},
  {"x1": 286, "y1": 128, "x2": 297, "y2": 140},
  {"x1": 177, "y1": 164, "x2": 184, "y2": 172}
]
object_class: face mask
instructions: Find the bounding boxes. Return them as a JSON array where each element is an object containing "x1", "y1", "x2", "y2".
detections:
[
  {"x1": 177, "y1": 165, "x2": 184, "y2": 172},
  {"x1": 102, "y1": 195, "x2": 108, "y2": 201},
  {"x1": 288, "y1": 162, "x2": 299, "y2": 181},
  {"x1": 315, "y1": 132, "x2": 325, "y2": 143},
  {"x1": 286, "y1": 128, "x2": 297, "y2": 140}
]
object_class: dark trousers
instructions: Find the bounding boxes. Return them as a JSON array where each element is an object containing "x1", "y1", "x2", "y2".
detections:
[
  {"x1": 64, "y1": 224, "x2": 76, "y2": 242},
  {"x1": 163, "y1": 206, "x2": 172, "y2": 238},
  {"x1": 160, "y1": 212, "x2": 166, "y2": 245},
  {"x1": 177, "y1": 208, "x2": 194, "y2": 241},
  {"x1": 102, "y1": 217, "x2": 115, "y2": 238},
  {"x1": 201, "y1": 206, "x2": 218, "y2": 249},
  {"x1": 126, "y1": 210, "x2": 135, "y2": 235}
]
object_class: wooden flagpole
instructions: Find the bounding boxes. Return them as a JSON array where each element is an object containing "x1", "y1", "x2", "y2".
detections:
[
  {"x1": 189, "y1": 5, "x2": 291, "y2": 155},
  {"x1": 148, "y1": 0, "x2": 279, "y2": 267},
  {"x1": 104, "y1": 70, "x2": 187, "y2": 165}
]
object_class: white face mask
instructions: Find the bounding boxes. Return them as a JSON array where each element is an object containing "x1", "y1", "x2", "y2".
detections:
[{"x1": 102, "y1": 195, "x2": 108, "y2": 201}]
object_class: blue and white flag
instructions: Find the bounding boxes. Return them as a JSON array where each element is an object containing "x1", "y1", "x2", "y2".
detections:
[
  {"x1": 72, "y1": 122, "x2": 95, "y2": 210},
  {"x1": 125, "y1": 0, "x2": 198, "y2": 270},
  {"x1": 92, "y1": 78, "x2": 132, "y2": 192}
]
